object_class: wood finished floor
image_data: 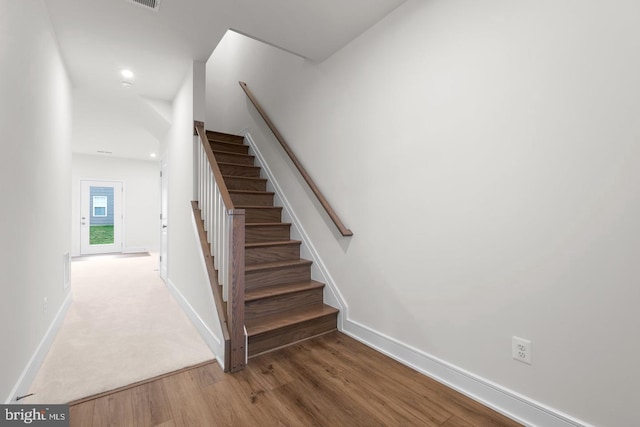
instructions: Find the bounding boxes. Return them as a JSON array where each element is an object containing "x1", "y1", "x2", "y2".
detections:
[{"x1": 70, "y1": 331, "x2": 522, "y2": 427}]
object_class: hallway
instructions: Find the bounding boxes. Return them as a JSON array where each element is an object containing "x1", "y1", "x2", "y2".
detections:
[{"x1": 23, "y1": 253, "x2": 214, "y2": 404}]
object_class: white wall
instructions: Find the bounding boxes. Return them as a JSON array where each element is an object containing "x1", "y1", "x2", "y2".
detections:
[
  {"x1": 0, "y1": 0, "x2": 72, "y2": 402},
  {"x1": 206, "y1": 2, "x2": 640, "y2": 426},
  {"x1": 160, "y1": 62, "x2": 225, "y2": 364},
  {"x1": 71, "y1": 154, "x2": 160, "y2": 255}
]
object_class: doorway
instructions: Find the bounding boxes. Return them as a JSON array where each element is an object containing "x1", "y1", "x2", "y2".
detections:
[
  {"x1": 159, "y1": 157, "x2": 168, "y2": 280},
  {"x1": 80, "y1": 180, "x2": 123, "y2": 254}
]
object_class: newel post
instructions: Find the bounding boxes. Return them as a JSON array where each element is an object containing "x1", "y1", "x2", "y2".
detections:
[{"x1": 227, "y1": 209, "x2": 246, "y2": 372}]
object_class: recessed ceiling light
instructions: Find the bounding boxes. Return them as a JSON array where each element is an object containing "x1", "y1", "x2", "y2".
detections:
[
  {"x1": 150, "y1": 153, "x2": 157, "y2": 158},
  {"x1": 121, "y1": 69, "x2": 134, "y2": 79},
  {"x1": 121, "y1": 81, "x2": 132, "y2": 88}
]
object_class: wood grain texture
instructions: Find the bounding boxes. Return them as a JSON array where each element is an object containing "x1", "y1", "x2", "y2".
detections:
[
  {"x1": 71, "y1": 332, "x2": 522, "y2": 426},
  {"x1": 239, "y1": 81, "x2": 353, "y2": 237},
  {"x1": 203, "y1": 126, "x2": 339, "y2": 361},
  {"x1": 227, "y1": 210, "x2": 246, "y2": 372},
  {"x1": 245, "y1": 259, "x2": 313, "y2": 273},
  {"x1": 222, "y1": 175, "x2": 267, "y2": 192},
  {"x1": 206, "y1": 130, "x2": 244, "y2": 144},
  {"x1": 229, "y1": 190, "x2": 275, "y2": 207},
  {"x1": 211, "y1": 140, "x2": 249, "y2": 154},
  {"x1": 245, "y1": 305, "x2": 338, "y2": 336},
  {"x1": 245, "y1": 284, "x2": 323, "y2": 321},
  {"x1": 245, "y1": 280, "x2": 324, "y2": 302},
  {"x1": 247, "y1": 309, "x2": 338, "y2": 356},
  {"x1": 441, "y1": 416, "x2": 476, "y2": 427},
  {"x1": 213, "y1": 150, "x2": 256, "y2": 165},
  {"x1": 217, "y1": 162, "x2": 262, "y2": 178},
  {"x1": 245, "y1": 240, "x2": 301, "y2": 264},
  {"x1": 245, "y1": 259, "x2": 312, "y2": 289},
  {"x1": 235, "y1": 206, "x2": 282, "y2": 223},
  {"x1": 245, "y1": 223, "x2": 292, "y2": 242},
  {"x1": 69, "y1": 400, "x2": 93, "y2": 426}
]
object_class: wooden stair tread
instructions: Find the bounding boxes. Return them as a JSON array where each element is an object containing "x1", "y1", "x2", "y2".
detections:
[
  {"x1": 208, "y1": 136, "x2": 243, "y2": 140},
  {"x1": 236, "y1": 205, "x2": 281, "y2": 209},
  {"x1": 228, "y1": 190, "x2": 275, "y2": 195},
  {"x1": 206, "y1": 130, "x2": 242, "y2": 136},
  {"x1": 217, "y1": 161, "x2": 260, "y2": 169},
  {"x1": 208, "y1": 138, "x2": 244, "y2": 145},
  {"x1": 222, "y1": 175, "x2": 266, "y2": 182},
  {"x1": 209, "y1": 140, "x2": 248, "y2": 150},
  {"x1": 246, "y1": 222, "x2": 291, "y2": 226},
  {"x1": 209, "y1": 136, "x2": 241, "y2": 140},
  {"x1": 246, "y1": 240, "x2": 300, "y2": 249},
  {"x1": 246, "y1": 304, "x2": 338, "y2": 336},
  {"x1": 212, "y1": 149, "x2": 253, "y2": 157},
  {"x1": 206, "y1": 131, "x2": 244, "y2": 144},
  {"x1": 245, "y1": 280, "x2": 325, "y2": 302},
  {"x1": 205, "y1": 127, "x2": 340, "y2": 361},
  {"x1": 245, "y1": 258, "x2": 312, "y2": 273}
]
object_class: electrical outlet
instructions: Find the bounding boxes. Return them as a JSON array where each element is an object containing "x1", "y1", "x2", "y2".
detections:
[
  {"x1": 512, "y1": 336, "x2": 531, "y2": 365},
  {"x1": 43, "y1": 297, "x2": 48, "y2": 314}
]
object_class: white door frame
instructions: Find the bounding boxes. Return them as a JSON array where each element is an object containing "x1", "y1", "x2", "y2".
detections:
[
  {"x1": 80, "y1": 180, "x2": 123, "y2": 255},
  {"x1": 159, "y1": 157, "x2": 168, "y2": 280}
]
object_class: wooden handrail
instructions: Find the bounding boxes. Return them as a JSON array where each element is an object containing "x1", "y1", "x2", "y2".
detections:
[
  {"x1": 238, "y1": 81, "x2": 353, "y2": 237},
  {"x1": 194, "y1": 121, "x2": 235, "y2": 210}
]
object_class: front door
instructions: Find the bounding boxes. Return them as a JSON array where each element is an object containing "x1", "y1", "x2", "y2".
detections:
[{"x1": 80, "y1": 180, "x2": 123, "y2": 254}]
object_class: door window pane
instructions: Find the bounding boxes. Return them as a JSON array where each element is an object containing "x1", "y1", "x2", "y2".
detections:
[
  {"x1": 93, "y1": 196, "x2": 108, "y2": 217},
  {"x1": 89, "y1": 187, "x2": 114, "y2": 245}
]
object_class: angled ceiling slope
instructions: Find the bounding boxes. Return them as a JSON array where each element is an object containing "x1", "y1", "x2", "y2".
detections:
[{"x1": 228, "y1": 0, "x2": 408, "y2": 61}]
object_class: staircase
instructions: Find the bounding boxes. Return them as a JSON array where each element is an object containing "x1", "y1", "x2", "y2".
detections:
[{"x1": 207, "y1": 130, "x2": 339, "y2": 358}]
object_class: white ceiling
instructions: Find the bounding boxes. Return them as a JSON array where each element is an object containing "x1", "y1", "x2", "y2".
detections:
[
  {"x1": 71, "y1": 88, "x2": 170, "y2": 160},
  {"x1": 44, "y1": 0, "x2": 406, "y2": 160}
]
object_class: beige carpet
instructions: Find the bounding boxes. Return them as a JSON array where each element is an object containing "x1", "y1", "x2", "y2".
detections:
[{"x1": 23, "y1": 253, "x2": 214, "y2": 404}]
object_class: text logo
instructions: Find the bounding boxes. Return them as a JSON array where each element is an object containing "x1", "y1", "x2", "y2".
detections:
[{"x1": 1, "y1": 405, "x2": 68, "y2": 426}]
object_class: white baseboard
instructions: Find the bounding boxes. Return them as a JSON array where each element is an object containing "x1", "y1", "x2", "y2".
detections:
[
  {"x1": 5, "y1": 292, "x2": 72, "y2": 403},
  {"x1": 342, "y1": 320, "x2": 591, "y2": 427},
  {"x1": 164, "y1": 278, "x2": 224, "y2": 370},
  {"x1": 123, "y1": 247, "x2": 153, "y2": 254},
  {"x1": 241, "y1": 130, "x2": 591, "y2": 427}
]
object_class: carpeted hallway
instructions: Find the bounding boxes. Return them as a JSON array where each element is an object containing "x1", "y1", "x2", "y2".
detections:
[{"x1": 23, "y1": 253, "x2": 214, "y2": 404}]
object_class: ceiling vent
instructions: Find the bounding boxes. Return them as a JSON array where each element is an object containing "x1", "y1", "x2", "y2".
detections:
[{"x1": 126, "y1": 0, "x2": 161, "y2": 12}]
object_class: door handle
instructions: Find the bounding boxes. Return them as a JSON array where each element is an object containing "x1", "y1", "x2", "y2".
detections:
[{"x1": 162, "y1": 225, "x2": 167, "y2": 229}]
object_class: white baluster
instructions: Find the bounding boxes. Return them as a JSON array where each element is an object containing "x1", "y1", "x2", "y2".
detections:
[
  {"x1": 222, "y1": 210, "x2": 230, "y2": 302},
  {"x1": 197, "y1": 144, "x2": 201, "y2": 207},
  {"x1": 212, "y1": 182, "x2": 217, "y2": 251},
  {"x1": 216, "y1": 191, "x2": 222, "y2": 267},
  {"x1": 205, "y1": 171, "x2": 210, "y2": 243},
  {"x1": 203, "y1": 159, "x2": 207, "y2": 223},
  {"x1": 199, "y1": 145, "x2": 205, "y2": 216},
  {"x1": 213, "y1": 186, "x2": 220, "y2": 270}
]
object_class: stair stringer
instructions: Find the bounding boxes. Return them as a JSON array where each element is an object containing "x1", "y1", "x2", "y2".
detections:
[{"x1": 241, "y1": 131, "x2": 348, "y2": 331}]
